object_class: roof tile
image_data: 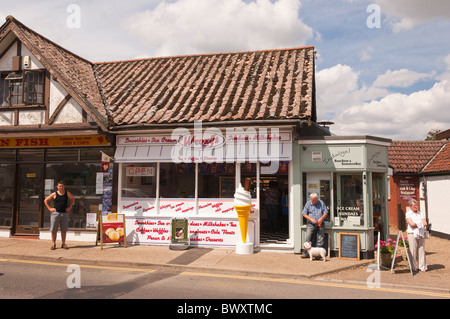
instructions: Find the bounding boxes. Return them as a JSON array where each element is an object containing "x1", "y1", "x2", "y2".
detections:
[
  {"x1": 389, "y1": 141, "x2": 446, "y2": 173},
  {"x1": 94, "y1": 47, "x2": 315, "y2": 127},
  {"x1": 422, "y1": 142, "x2": 450, "y2": 174}
]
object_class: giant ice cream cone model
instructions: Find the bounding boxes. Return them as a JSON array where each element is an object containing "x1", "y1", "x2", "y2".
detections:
[
  {"x1": 235, "y1": 205, "x2": 251, "y2": 243},
  {"x1": 234, "y1": 181, "x2": 252, "y2": 244}
]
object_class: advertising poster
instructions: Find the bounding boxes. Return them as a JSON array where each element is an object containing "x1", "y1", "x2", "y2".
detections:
[
  {"x1": 171, "y1": 218, "x2": 189, "y2": 245},
  {"x1": 100, "y1": 214, "x2": 126, "y2": 248},
  {"x1": 127, "y1": 217, "x2": 256, "y2": 247},
  {"x1": 398, "y1": 178, "x2": 418, "y2": 201}
]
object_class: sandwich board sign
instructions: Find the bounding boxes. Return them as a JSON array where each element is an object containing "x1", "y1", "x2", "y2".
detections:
[
  {"x1": 390, "y1": 230, "x2": 413, "y2": 275},
  {"x1": 170, "y1": 218, "x2": 189, "y2": 250},
  {"x1": 96, "y1": 213, "x2": 126, "y2": 249},
  {"x1": 338, "y1": 232, "x2": 360, "y2": 260}
]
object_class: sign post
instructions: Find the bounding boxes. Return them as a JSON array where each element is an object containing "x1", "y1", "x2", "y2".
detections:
[{"x1": 390, "y1": 230, "x2": 413, "y2": 275}]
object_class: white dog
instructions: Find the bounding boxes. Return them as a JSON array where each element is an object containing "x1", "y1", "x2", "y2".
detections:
[{"x1": 303, "y1": 242, "x2": 326, "y2": 261}]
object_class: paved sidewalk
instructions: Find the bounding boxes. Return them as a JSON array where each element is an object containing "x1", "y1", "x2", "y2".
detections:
[
  {"x1": 1, "y1": 235, "x2": 449, "y2": 293},
  {"x1": 0, "y1": 237, "x2": 372, "y2": 278}
]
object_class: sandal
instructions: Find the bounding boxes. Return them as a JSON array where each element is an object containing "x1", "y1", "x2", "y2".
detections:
[
  {"x1": 61, "y1": 244, "x2": 69, "y2": 250},
  {"x1": 51, "y1": 244, "x2": 56, "y2": 250}
]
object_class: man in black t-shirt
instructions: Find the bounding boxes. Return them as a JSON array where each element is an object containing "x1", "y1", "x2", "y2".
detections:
[{"x1": 44, "y1": 181, "x2": 75, "y2": 250}]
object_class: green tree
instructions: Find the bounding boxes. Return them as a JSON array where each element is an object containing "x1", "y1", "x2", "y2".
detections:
[{"x1": 425, "y1": 129, "x2": 441, "y2": 140}]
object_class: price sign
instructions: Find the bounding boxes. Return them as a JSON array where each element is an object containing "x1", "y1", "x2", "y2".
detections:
[{"x1": 339, "y1": 232, "x2": 360, "y2": 260}]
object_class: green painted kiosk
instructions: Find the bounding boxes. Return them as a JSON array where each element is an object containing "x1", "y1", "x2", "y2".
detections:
[{"x1": 294, "y1": 135, "x2": 391, "y2": 259}]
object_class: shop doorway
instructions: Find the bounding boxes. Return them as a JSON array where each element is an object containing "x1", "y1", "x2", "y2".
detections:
[
  {"x1": 260, "y1": 172, "x2": 289, "y2": 244},
  {"x1": 14, "y1": 164, "x2": 43, "y2": 235}
]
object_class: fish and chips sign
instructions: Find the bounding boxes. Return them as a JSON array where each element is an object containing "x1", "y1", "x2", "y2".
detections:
[{"x1": 0, "y1": 135, "x2": 110, "y2": 148}]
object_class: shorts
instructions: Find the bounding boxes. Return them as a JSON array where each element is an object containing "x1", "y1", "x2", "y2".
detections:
[{"x1": 50, "y1": 212, "x2": 69, "y2": 233}]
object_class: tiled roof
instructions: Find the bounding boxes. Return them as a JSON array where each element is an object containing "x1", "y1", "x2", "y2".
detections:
[
  {"x1": 422, "y1": 142, "x2": 450, "y2": 174},
  {"x1": 0, "y1": 16, "x2": 108, "y2": 130},
  {"x1": 1, "y1": 17, "x2": 316, "y2": 129},
  {"x1": 94, "y1": 47, "x2": 316, "y2": 127},
  {"x1": 388, "y1": 141, "x2": 446, "y2": 173}
]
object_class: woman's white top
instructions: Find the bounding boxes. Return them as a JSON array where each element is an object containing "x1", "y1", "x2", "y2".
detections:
[{"x1": 405, "y1": 210, "x2": 425, "y2": 237}]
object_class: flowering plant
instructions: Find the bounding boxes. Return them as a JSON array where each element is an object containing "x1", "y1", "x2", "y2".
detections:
[{"x1": 375, "y1": 238, "x2": 402, "y2": 257}]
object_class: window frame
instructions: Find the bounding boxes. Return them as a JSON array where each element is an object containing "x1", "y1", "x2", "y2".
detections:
[{"x1": 0, "y1": 69, "x2": 47, "y2": 108}]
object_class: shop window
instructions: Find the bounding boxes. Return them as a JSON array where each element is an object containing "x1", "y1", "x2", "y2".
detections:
[
  {"x1": 198, "y1": 163, "x2": 235, "y2": 198},
  {"x1": 46, "y1": 149, "x2": 79, "y2": 162},
  {"x1": 372, "y1": 173, "x2": 385, "y2": 231},
  {"x1": 17, "y1": 149, "x2": 44, "y2": 162},
  {"x1": 3, "y1": 70, "x2": 45, "y2": 106},
  {"x1": 302, "y1": 172, "x2": 331, "y2": 225},
  {"x1": 44, "y1": 163, "x2": 102, "y2": 228},
  {"x1": 160, "y1": 163, "x2": 195, "y2": 198},
  {"x1": 336, "y1": 173, "x2": 364, "y2": 227},
  {"x1": 0, "y1": 149, "x2": 16, "y2": 162},
  {"x1": 122, "y1": 164, "x2": 157, "y2": 198},
  {"x1": 80, "y1": 148, "x2": 110, "y2": 161},
  {"x1": 0, "y1": 164, "x2": 14, "y2": 226},
  {"x1": 241, "y1": 162, "x2": 257, "y2": 198}
]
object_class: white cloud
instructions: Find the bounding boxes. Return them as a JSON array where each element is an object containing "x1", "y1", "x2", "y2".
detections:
[
  {"x1": 372, "y1": 69, "x2": 435, "y2": 88},
  {"x1": 317, "y1": 61, "x2": 450, "y2": 140},
  {"x1": 316, "y1": 64, "x2": 387, "y2": 120},
  {"x1": 375, "y1": 0, "x2": 450, "y2": 32},
  {"x1": 332, "y1": 78, "x2": 450, "y2": 140},
  {"x1": 359, "y1": 46, "x2": 373, "y2": 61},
  {"x1": 123, "y1": 0, "x2": 314, "y2": 57}
]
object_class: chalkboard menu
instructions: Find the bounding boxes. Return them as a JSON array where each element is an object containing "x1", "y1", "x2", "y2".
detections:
[{"x1": 339, "y1": 233, "x2": 360, "y2": 260}]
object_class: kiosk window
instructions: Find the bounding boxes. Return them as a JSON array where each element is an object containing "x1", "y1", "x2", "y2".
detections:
[{"x1": 336, "y1": 174, "x2": 364, "y2": 227}]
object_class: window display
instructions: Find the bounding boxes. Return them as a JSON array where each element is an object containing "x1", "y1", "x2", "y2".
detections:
[
  {"x1": 336, "y1": 174, "x2": 364, "y2": 227},
  {"x1": 198, "y1": 163, "x2": 235, "y2": 198},
  {"x1": 122, "y1": 164, "x2": 156, "y2": 198},
  {"x1": 160, "y1": 163, "x2": 195, "y2": 198}
]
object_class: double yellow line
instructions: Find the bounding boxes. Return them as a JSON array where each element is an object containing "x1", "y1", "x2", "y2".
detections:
[{"x1": 1, "y1": 257, "x2": 449, "y2": 298}]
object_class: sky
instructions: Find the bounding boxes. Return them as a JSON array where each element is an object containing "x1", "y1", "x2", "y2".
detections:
[{"x1": 1, "y1": 0, "x2": 449, "y2": 141}]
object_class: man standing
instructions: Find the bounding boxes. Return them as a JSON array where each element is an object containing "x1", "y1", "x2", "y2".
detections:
[
  {"x1": 44, "y1": 181, "x2": 75, "y2": 250},
  {"x1": 302, "y1": 193, "x2": 328, "y2": 257}
]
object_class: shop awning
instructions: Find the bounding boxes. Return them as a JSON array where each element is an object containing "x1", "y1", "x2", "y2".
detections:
[
  {"x1": 114, "y1": 131, "x2": 293, "y2": 163},
  {"x1": 115, "y1": 145, "x2": 174, "y2": 163},
  {"x1": 114, "y1": 142, "x2": 292, "y2": 163}
]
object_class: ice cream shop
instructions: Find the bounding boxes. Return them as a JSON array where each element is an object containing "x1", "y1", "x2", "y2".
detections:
[
  {"x1": 0, "y1": 17, "x2": 391, "y2": 258},
  {"x1": 96, "y1": 45, "x2": 319, "y2": 251},
  {"x1": 113, "y1": 124, "x2": 294, "y2": 249}
]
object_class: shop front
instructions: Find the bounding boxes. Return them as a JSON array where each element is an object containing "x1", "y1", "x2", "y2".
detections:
[
  {"x1": 114, "y1": 124, "x2": 294, "y2": 248},
  {"x1": 296, "y1": 136, "x2": 391, "y2": 258},
  {"x1": 0, "y1": 135, "x2": 113, "y2": 239}
]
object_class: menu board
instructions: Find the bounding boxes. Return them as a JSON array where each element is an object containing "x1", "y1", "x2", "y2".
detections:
[
  {"x1": 99, "y1": 214, "x2": 126, "y2": 249},
  {"x1": 339, "y1": 232, "x2": 360, "y2": 260}
]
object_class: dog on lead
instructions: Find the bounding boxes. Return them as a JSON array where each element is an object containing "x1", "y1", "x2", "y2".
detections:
[{"x1": 303, "y1": 241, "x2": 326, "y2": 261}]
